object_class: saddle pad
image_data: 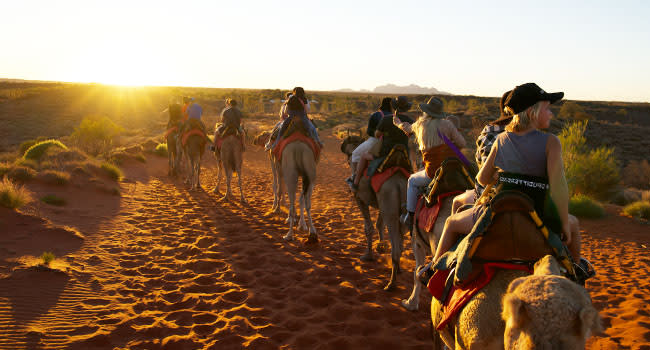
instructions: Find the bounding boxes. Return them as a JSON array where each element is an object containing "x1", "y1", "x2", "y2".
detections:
[
  {"x1": 182, "y1": 129, "x2": 207, "y2": 147},
  {"x1": 370, "y1": 166, "x2": 410, "y2": 193},
  {"x1": 273, "y1": 132, "x2": 320, "y2": 162},
  {"x1": 416, "y1": 191, "x2": 463, "y2": 233},
  {"x1": 214, "y1": 134, "x2": 243, "y2": 151},
  {"x1": 164, "y1": 126, "x2": 178, "y2": 138},
  {"x1": 432, "y1": 262, "x2": 532, "y2": 330}
]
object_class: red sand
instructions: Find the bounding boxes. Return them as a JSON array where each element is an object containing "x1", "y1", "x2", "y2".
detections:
[{"x1": 0, "y1": 134, "x2": 648, "y2": 349}]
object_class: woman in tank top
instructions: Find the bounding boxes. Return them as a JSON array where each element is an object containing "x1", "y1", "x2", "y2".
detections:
[{"x1": 431, "y1": 83, "x2": 584, "y2": 266}]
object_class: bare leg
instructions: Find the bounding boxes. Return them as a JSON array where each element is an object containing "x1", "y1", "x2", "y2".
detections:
[
  {"x1": 354, "y1": 153, "x2": 374, "y2": 186},
  {"x1": 568, "y1": 214, "x2": 581, "y2": 262},
  {"x1": 452, "y1": 189, "x2": 475, "y2": 214},
  {"x1": 432, "y1": 209, "x2": 475, "y2": 263}
]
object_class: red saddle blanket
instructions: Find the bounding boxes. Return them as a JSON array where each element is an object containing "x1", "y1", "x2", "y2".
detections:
[
  {"x1": 368, "y1": 166, "x2": 410, "y2": 193},
  {"x1": 429, "y1": 262, "x2": 532, "y2": 330},
  {"x1": 416, "y1": 191, "x2": 463, "y2": 233},
  {"x1": 273, "y1": 132, "x2": 320, "y2": 161},
  {"x1": 214, "y1": 134, "x2": 243, "y2": 150},
  {"x1": 182, "y1": 129, "x2": 206, "y2": 147},
  {"x1": 164, "y1": 126, "x2": 178, "y2": 138}
]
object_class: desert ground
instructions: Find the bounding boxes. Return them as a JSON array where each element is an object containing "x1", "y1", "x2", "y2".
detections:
[{"x1": 0, "y1": 129, "x2": 649, "y2": 349}]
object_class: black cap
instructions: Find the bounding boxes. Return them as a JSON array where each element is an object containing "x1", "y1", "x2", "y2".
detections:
[
  {"x1": 504, "y1": 83, "x2": 564, "y2": 115},
  {"x1": 391, "y1": 96, "x2": 412, "y2": 112}
]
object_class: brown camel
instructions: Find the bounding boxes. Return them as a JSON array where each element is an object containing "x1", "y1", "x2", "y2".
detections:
[
  {"x1": 403, "y1": 158, "x2": 475, "y2": 311},
  {"x1": 183, "y1": 134, "x2": 206, "y2": 191},
  {"x1": 213, "y1": 135, "x2": 246, "y2": 203},
  {"x1": 281, "y1": 141, "x2": 317, "y2": 242},
  {"x1": 166, "y1": 103, "x2": 183, "y2": 177}
]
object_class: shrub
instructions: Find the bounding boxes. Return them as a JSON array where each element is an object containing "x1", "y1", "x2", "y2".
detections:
[
  {"x1": 41, "y1": 252, "x2": 55, "y2": 265},
  {"x1": 0, "y1": 178, "x2": 31, "y2": 209},
  {"x1": 70, "y1": 116, "x2": 123, "y2": 156},
  {"x1": 37, "y1": 170, "x2": 70, "y2": 186},
  {"x1": 559, "y1": 101, "x2": 591, "y2": 120},
  {"x1": 23, "y1": 140, "x2": 68, "y2": 161},
  {"x1": 560, "y1": 121, "x2": 620, "y2": 201},
  {"x1": 7, "y1": 166, "x2": 36, "y2": 182},
  {"x1": 18, "y1": 140, "x2": 38, "y2": 155},
  {"x1": 41, "y1": 194, "x2": 66, "y2": 206},
  {"x1": 100, "y1": 162, "x2": 122, "y2": 181},
  {"x1": 154, "y1": 143, "x2": 168, "y2": 157},
  {"x1": 622, "y1": 201, "x2": 650, "y2": 220},
  {"x1": 14, "y1": 158, "x2": 38, "y2": 169},
  {"x1": 135, "y1": 153, "x2": 146, "y2": 163},
  {"x1": 569, "y1": 194, "x2": 605, "y2": 218},
  {"x1": 0, "y1": 162, "x2": 10, "y2": 178},
  {"x1": 622, "y1": 160, "x2": 650, "y2": 190}
]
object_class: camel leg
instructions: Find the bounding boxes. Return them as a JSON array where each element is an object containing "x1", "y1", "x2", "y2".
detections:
[
  {"x1": 402, "y1": 227, "x2": 427, "y2": 311},
  {"x1": 271, "y1": 156, "x2": 282, "y2": 214},
  {"x1": 238, "y1": 165, "x2": 246, "y2": 204},
  {"x1": 375, "y1": 213, "x2": 389, "y2": 254},
  {"x1": 222, "y1": 167, "x2": 232, "y2": 201},
  {"x1": 304, "y1": 183, "x2": 318, "y2": 243},
  {"x1": 356, "y1": 197, "x2": 375, "y2": 261},
  {"x1": 196, "y1": 153, "x2": 202, "y2": 190},
  {"x1": 384, "y1": 213, "x2": 402, "y2": 291},
  {"x1": 298, "y1": 192, "x2": 308, "y2": 231},
  {"x1": 213, "y1": 157, "x2": 222, "y2": 194},
  {"x1": 283, "y1": 170, "x2": 298, "y2": 241}
]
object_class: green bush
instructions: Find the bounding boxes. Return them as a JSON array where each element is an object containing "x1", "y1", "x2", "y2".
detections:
[
  {"x1": 41, "y1": 194, "x2": 66, "y2": 206},
  {"x1": 560, "y1": 121, "x2": 620, "y2": 201},
  {"x1": 41, "y1": 252, "x2": 55, "y2": 265},
  {"x1": 37, "y1": 170, "x2": 70, "y2": 186},
  {"x1": 18, "y1": 140, "x2": 38, "y2": 155},
  {"x1": 100, "y1": 162, "x2": 122, "y2": 181},
  {"x1": 7, "y1": 166, "x2": 36, "y2": 182},
  {"x1": 70, "y1": 116, "x2": 123, "y2": 156},
  {"x1": 569, "y1": 194, "x2": 605, "y2": 218},
  {"x1": 154, "y1": 143, "x2": 168, "y2": 157},
  {"x1": 0, "y1": 178, "x2": 31, "y2": 209},
  {"x1": 23, "y1": 140, "x2": 68, "y2": 161},
  {"x1": 622, "y1": 201, "x2": 650, "y2": 220}
]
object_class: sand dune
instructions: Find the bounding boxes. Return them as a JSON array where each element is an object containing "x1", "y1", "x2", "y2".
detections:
[{"x1": 0, "y1": 133, "x2": 648, "y2": 349}]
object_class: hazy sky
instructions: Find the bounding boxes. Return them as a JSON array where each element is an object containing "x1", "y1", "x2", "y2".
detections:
[{"x1": 1, "y1": 0, "x2": 649, "y2": 102}]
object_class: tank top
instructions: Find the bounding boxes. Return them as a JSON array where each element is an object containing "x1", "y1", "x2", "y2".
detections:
[{"x1": 494, "y1": 130, "x2": 549, "y2": 177}]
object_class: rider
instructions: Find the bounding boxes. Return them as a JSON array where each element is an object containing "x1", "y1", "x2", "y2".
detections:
[
  {"x1": 264, "y1": 92, "x2": 293, "y2": 150},
  {"x1": 214, "y1": 98, "x2": 245, "y2": 151},
  {"x1": 431, "y1": 83, "x2": 587, "y2": 272},
  {"x1": 350, "y1": 96, "x2": 414, "y2": 192},
  {"x1": 392, "y1": 96, "x2": 466, "y2": 227},
  {"x1": 270, "y1": 87, "x2": 322, "y2": 150},
  {"x1": 346, "y1": 97, "x2": 393, "y2": 184},
  {"x1": 451, "y1": 90, "x2": 513, "y2": 213}
]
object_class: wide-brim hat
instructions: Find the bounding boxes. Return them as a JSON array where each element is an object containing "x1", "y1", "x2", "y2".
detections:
[
  {"x1": 419, "y1": 96, "x2": 445, "y2": 118},
  {"x1": 391, "y1": 96, "x2": 412, "y2": 112},
  {"x1": 491, "y1": 89, "x2": 514, "y2": 125},
  {"x1": 504, "y1": 83, "x2": 563, "y2": 115}
]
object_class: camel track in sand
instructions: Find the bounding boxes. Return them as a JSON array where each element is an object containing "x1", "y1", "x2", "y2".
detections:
[{"x1": 0, "y1": 134, "x2": 648, "y2": 349}]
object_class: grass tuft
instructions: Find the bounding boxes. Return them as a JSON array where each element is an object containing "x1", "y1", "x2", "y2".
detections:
[
  {"x1": 622, "y1": 201, "x2": 650, "y2": 220},
  {"x1": 569, "y1": 194, "x2": 605, "y2": 218},
  {"x1": 0, "y1": 178, "x2": 32, "y2": 209},
  {"x1": 100, "y1": 162, "x2": 122, "y2": 181},
  {"x1": 23, "y1": 140, "x2": 68, "y2": 161},
  {"x1": 40, "y1": 194, "x2": 66, "y2": 206},
  {"x1": 41, "y1": 252, "x2": 55, "y2": 265},
  {"x1": 154, "y1": 143, "x2": 168, "y2": 157},
  {"x1": 37, "y1": 170, "x2": 70, "y2": 186},
  {"x1": 7, "y1": 166, "x2": 36, "y2": 182},
  {"x1": 0, "y1": 162, "x2": 10, "y2": 178}
]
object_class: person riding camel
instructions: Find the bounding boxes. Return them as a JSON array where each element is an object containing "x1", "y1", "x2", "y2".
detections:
[
  {"x1": 214, "y1": 98, "x2": 245, "y2": 152},
  {"x1": 392, "y1": 96, "x2": 466, "y2": 227},
  {"x1": 269, "y1": 87, "x2": 322, "y2": 151},
  {"x1": 350, "y1": 96, "x2": 414, "y2": 192},
  {"x1": 451, "y1": 90, "x2": 513, "y2": 213},
  {"x1": 430, "y1": 82, "x2": 593, "y2": 278},
  {"x1": 264, "y1": 92, "x2": 293, "y2": 150},
  {"x1": 345, "y1": 97, "x2": 393, "y2": 185}
]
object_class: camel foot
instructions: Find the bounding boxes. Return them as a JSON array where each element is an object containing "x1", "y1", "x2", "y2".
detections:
[
  {"x1": 211, "y1": 187, "x2": 221, "y2": 194},
  {"x1": 383, "y1": 281, "x2": 397, "y2": 291},
  {"x1": 282, "y1": 233, "x2": 294, "y2": 241},
  {"x1": 306, "y1": 234, "x2": 318, "y2": 244},
  {"x1": 375, "y1": 241, "x2": 389, "y2": 254},
  {"x1": 401, "y1": 298, "x2": 419, "y2": 311},
  {"x1": 360, "y1": 252, "x2": 374, "y2": 262},
  {"x1": 298, "y1": 221, "x2": 308, "y2": 232},
  {"x1": 240, "y1": 197, "x2": 247, "y2": 205}
]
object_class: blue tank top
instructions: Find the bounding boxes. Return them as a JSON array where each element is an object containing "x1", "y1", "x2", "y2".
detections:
[{"x1": 494, "y1": 130, "x2": 549, "y2": 177}]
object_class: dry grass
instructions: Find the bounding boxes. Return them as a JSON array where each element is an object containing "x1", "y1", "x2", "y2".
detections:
[
  {"x1": 622, "y1": 201, "x2": 650, "y2": 220},
  {"x1": 6, "y1": 166, "x2": 36, "y2": 182},
  {"x1": 23, "y1": 139, "x2": 68, "y2": 161},
  {"x1": 0, "y1": 178, "x2": 31, "y2": 209},
  {"x1": 100, "y1": 162, "x2": 122, "y2": 181},
  {"x1": 37, "y1": 170, "x2": 70, "y2": 186}
]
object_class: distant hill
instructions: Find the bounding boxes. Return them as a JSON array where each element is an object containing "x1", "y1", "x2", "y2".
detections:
[{"x1": 335, "y1": 84, "x2": 451, "y2": 95}]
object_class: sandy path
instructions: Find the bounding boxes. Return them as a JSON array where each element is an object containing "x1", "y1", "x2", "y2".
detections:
[{"x1": 0, "y1": 133, "x2": 648, "y2": 349}]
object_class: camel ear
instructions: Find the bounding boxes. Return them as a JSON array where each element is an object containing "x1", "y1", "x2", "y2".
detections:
[
  {"x1": 503, "y1": 294, "x2": 528, "y2": 328},
  {"x1": 577, "y1": 307, "x2": 603, "y2": 338}
]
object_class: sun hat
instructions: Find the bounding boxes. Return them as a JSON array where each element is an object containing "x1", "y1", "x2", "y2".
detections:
[
  {"x1": 491, "y1": 90, "x2": 514, "y2": 125},
  {"x1": 391, "y1": 96, "x2": 412, "y2": 112},
  {"x1": 504, "y1": 83, "x2": 563, "y2": 115},
  {"x1": 419, "y1": 96, "x2": 445, "y2": 118}
]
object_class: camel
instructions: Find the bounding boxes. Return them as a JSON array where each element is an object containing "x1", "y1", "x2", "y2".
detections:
[
  {"x1": 166, "y1": 103, "x2": 183, "y2": 177},
  {"x1": 502, "y1": 255, "x2": 602, "y2": 349},
  {"x1": 213, "y1": 134, "x2": 246, "y2": 203},
  {"x1": 183, "y1": 133, "x2": 206, "y2": 191},
  {"x1": 402, "y1": 158, "x2": 475, "y2": 311},
  {"x1": 429, "y1": 194, "x2": 589, "y2": 349},
  {"x1": 281, "y1": 141, "x2": 318, "y2": 242}
]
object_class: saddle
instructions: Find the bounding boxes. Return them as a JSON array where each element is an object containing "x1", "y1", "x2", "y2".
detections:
[
  {"x1": 219, "y1": 125, "x2": 241, "y2": 138},
  {"x1": 367, "y1": 144, "x2": 411, "y2": 178},
  {"x1": 282, "y1": 116, "x2": 310, "y2": 139},
  {"x1": 424, "y1": 157, "x2": 475, "y2": 207},
  {"x1": 181, "y1": 119, "x2": 209, "y2": 147},
  {"x1": 272, "y1": 132, "x2": 320, "y2": 162}
]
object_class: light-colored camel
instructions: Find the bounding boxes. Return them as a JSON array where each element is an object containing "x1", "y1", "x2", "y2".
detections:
[
  {"x1": 167, "y1": 130, "x2": 180, "y2": 177},
  {"x1": 213, "y1": 135, "x2": 246, "y2": 203},
  {"x1": 183, "y1": 134, "x2": 205, "y2": 191},
  {"x1": 281, "y1": 141, "x2": 317, "y2": 242},
  {"x1": 502, "y1": 255, "x2": 602, "y2": 349},
  {"x1": 354, "y1": 172, "x2": 407, "y2": 291}
]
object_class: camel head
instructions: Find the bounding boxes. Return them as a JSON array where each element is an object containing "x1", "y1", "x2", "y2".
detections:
[
  {"x1": 253, "y1": 131, "x2": 272, "y2": 148},
  {"x1": 502, "y1": 256, "x2": 602, "y2": 349},
  {"x1": 339, "y1": 135, "x2": 364, "y2": 165}
]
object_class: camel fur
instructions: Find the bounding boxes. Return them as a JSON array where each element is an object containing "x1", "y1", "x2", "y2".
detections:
[
  {"x1": 281, "y1": 141, "x2": 317, "y2": 242},
  {"x1": 502, "y1": 255, "x2": 602, "y2": 349},
  {"x1": 183, "y1": 134, "x2": 205, "y2": 191},
  {"x1": 213, "y1": 135, "x2": 246, "y2": 203}
]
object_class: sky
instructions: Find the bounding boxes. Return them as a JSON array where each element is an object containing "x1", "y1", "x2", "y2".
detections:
[{"x1": 1, "y1": 0, "x2": 649, "y2": 102}]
